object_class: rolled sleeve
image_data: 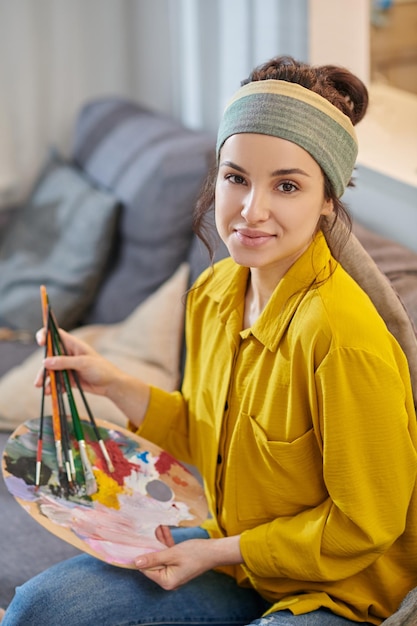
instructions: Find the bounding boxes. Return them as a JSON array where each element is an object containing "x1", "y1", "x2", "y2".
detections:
[{"x1": 132, "y1": 386, "x2": 192, "y2": 464}]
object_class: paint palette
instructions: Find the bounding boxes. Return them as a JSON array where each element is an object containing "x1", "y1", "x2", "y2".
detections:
[{"x1": 2, "y1": 416, "x2": 208, "y2": 568}]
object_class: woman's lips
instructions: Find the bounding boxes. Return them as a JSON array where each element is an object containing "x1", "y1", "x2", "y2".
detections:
[{"x1": 234, "y1": 228, "x2": 276, "y2": 247}]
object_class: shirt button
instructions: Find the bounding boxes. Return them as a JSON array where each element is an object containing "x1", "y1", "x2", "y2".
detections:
[{"x1": 217, "y1": 454, "x2": 222, "y2": 464}]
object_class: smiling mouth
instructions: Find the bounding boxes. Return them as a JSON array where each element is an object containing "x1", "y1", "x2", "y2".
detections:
[{"x1": 234, "y1": 229, "x2": 276, "y2": 247}]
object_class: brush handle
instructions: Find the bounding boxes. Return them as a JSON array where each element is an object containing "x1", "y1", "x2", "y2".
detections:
[
  {"x1": 40, "y1": 286, "x2": 62, "y2": 468},
  {"x1": 49, "y1": 319, "x2": 97, "y2": 494},
  {"x1": 48, "y1": 312, "x2": 99, "y2": 430},
  {"x1": 48, "y1": 311, "x2": 114, "y2": 473},
  {"x1": 49, "y1": 320, "x2": 84, "y2": 442}
]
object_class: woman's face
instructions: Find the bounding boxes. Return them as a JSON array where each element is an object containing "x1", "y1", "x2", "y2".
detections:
[{"x1": 215, "y1": 133, "x2": 333, "y2": 279}]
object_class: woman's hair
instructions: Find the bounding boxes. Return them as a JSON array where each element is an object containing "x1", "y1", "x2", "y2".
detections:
[{"x1": 193, "y1": 55, "x2": 369, "y2": 262}]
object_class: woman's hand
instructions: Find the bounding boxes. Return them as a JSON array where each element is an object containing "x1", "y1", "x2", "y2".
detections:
[
  {"x1": 34, "y1": 327, "x2": 151, "y2": 427},
  {"x1": 35, "y1": 327, "x2": 120, "y2": 397},
  {"x1": 135, "y1": 528, "x2": 243, "y2": 590}
]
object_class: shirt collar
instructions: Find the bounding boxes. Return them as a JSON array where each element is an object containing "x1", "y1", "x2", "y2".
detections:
[{"x1": 207, "y1": 231, "x2": 333, "y2": 351}]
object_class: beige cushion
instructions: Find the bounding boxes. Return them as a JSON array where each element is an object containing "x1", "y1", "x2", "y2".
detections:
[{"x1": 0, "y1": 263, "x2": 189, "y2": 431}]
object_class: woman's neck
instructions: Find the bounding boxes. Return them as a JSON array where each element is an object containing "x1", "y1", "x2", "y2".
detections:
[{"x1": 243, "y1": 269, "x2": 280, "y2": 328}]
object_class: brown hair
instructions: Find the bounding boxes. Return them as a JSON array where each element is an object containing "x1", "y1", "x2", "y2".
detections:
[{"x1": 193, "y1": 55, "x2": 369, "y2": 262}]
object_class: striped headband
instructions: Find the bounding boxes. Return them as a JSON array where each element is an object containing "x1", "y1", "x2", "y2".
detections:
[{"x1": 216, "y1": 80, "x2": 358, "y2": 198}]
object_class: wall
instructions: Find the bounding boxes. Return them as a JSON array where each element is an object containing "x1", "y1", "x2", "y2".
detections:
[
  {"x1": 309, "y1": 0, "x2": 369, "y2": 82},
  {"x1": 370, "y1": 0, "x2": 417, "y2": 94},
  {"x1": 309, "y1": 0, "x2": 417, "y2": 251}
]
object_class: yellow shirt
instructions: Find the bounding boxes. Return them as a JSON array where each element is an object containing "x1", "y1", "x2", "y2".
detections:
[{"x1": 137, "y1": 232, "x2": 417, "y2": 624}]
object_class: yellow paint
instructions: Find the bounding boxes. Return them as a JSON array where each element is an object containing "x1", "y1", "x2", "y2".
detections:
[{"x1": 91, "y1": 469, "x2": 124, "y2": 510}]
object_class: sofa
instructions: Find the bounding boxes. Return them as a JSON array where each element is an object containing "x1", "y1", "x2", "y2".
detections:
[{"x1": 1, "y1": 96, "x2": 417, "y2": 621}]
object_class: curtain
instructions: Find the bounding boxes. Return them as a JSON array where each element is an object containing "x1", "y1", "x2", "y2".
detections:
[
  {"x1": 0, "y1": 0, "x2": 307, "y2": 202},
  {"x1": 169, "y1": 0, "x2": 308, "y2": 131},
  {"x1": 0, "y1": 0, "x2": 135, "y2": 202}
]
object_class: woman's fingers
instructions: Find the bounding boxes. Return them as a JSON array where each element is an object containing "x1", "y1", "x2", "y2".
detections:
[
  {"x1": 34, "y1": 366, "x2": 46, "y2": 388},
  {"x1": 36, "y1": 328, "x2": 47, "y2": 347},
  {"x1": 34, "y1": 326, "x2": 124, "y2": 398},
  {"x1": 36, "y1": 326, "x2": 96, "y2": 357},
  {"x1": 155, "y1": 525, "x2": 175, "y2": 548}
]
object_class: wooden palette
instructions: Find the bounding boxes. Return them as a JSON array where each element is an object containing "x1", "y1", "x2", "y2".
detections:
[{"x1": 2, "y1": 416, "x2": 207, "y2": 568}]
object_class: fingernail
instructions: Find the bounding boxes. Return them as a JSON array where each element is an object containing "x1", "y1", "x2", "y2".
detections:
[{"x1": 135, "y1": 558, "x2": 146, "y2": 568}]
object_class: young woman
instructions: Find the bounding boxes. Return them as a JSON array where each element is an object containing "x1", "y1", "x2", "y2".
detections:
[{"x1": 3, "y1": 56, "x2": 417, "y2": 626}]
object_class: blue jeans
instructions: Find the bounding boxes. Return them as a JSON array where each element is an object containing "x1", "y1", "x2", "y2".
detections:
[{"x1": 2, "y1": 527, "x2": 371, "y2": 625}]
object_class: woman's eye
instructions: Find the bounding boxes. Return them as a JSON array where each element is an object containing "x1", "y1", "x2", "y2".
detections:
[
  {"x1": 225, "y1": 173, "x2": 246, "y2": 185},
  {"x1": 278, "y1": 181, "x2": 298, "y2": 193}
]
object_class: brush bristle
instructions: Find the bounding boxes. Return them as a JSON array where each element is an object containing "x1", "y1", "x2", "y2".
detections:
[{"x1": 85, "y1": 476, "x2": 98, "y2": 496}]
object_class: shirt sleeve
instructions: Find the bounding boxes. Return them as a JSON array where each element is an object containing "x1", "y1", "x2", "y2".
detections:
[
  {"x1": 240, "y1": 347, "x2": 417, "y2": 582},
  {"x1": 134, "y1": 386, "x2": 194, "y2": 466}
]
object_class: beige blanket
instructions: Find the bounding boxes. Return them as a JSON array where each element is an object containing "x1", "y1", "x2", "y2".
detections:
[{"x1": 381, "y1": 588, "x2": 417, "y2": 625}]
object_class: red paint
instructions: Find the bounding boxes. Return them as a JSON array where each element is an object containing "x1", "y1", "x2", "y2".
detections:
[
  {"x1": 89, "y1": 439, "x2": 137, "y2": 486},
  {"x1": 155, "y1": 451, "x2": 178, "y2": 474},
  {"x1": 155, "y1": 451, "x2": 193, "y2": 477}
]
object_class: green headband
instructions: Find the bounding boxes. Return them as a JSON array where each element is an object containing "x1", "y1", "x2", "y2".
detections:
[{"x1": 216, "y1": 80, "x2": 358, "y2": 198}]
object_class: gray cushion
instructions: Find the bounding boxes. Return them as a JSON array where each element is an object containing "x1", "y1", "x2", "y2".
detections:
[
  {"x1": 0, "y1": 153, "x2": 120, "y2": 333},
  {"x1": 72, "y1": 97, "x2": 215, "y2": 324}
]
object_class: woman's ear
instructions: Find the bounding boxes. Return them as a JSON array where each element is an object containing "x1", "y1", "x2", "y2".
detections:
[{"x1": 321, "y1": 198, "x2": 334, "y2": 216}]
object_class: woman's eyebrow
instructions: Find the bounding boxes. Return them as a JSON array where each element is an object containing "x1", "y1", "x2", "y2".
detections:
[
  {"x1": 219, "y1": 161, "x2": 310, "y2": 178},
  {"x1": 219, "y1": 160, "x2": 247, "y2": 173},
  {"x1": 271, "y1": 168, "x2": 311, "y2": 177}
]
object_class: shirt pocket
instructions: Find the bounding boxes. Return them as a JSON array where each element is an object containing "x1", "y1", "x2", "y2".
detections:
[{"x1": 235, "y1": 413, "x2": 327, "y2": 522}]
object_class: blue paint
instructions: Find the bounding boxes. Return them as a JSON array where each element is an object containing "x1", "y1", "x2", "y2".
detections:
[{"x1": 137, "y1": 451, "x2": 150, "y2": 464}]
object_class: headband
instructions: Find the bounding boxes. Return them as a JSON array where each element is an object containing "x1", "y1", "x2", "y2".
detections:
[{"x1": 216, "y1": 80, "x2": 358, "y2": 198}]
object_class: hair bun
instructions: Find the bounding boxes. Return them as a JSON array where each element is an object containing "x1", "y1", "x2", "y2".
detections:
[{"x1": 319, "y1": 65, "x2": 369, "y2": 125}]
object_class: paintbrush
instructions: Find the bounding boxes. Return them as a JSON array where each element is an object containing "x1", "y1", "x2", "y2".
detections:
[
  {"x1": 35, "y1": 310, "x2": 51, "y2": 490},
  {"x1": 40, "y1": 286, "x2": 63, "y2": 475},
  {"x1": 58, "y1": 374, "x2": 77, "y2": 483},
  {"x1": 49, "y1": 317, "x2": 97, "y2": 495},
  {"x1": 48, "y1": 310, "x2": 115, "y2": 473},
  {"x1": 56, "y1": 371, "x2": 76, "y2": 492}
]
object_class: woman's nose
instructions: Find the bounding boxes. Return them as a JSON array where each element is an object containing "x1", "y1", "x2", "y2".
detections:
[{"x1": 240, "y1": 189, "x2": 270, "y2": 222}]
